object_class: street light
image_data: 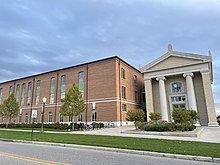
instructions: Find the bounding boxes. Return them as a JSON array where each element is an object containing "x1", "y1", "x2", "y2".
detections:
[{"x1": 40, "y1": 97, "x2": 47, "y2": 133}]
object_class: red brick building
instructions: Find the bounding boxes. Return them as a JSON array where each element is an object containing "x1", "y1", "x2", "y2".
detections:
[{"x1": 0, "y1": 56, "x2": 144, "y2": 126}]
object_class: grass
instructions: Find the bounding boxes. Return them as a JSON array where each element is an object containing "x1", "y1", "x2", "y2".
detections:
[{"x1": 0, "y1": 130, "x2": 219, "y2": 158}]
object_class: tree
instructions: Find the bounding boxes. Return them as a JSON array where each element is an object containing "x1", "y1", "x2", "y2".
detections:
[
  {"x1": 126, "y1": 109, "x2": 145, "y2": 130},
  {"x1": 60, "y1": 84, "x2": 86, "y2": 130},
  {"x1": 172, "y1": 108, "x2": 192, "y2": 125},
  {"x1": 0, "y1": 94, "x2": 19, "y2": 128},
  {"x1": 149, "y1": 112, "x2": 161, "y2": 123}
]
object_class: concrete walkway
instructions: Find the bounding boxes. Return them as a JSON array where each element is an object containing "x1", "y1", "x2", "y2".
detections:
[{"x1": 68, "y1": 126, "x2": 220, "y2": 143}]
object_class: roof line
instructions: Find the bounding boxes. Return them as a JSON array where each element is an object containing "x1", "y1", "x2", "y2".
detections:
[{"x1": 0, "y1": 56, "x2": 141, "y2": 84}]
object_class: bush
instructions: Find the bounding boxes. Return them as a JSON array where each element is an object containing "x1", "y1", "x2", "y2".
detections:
[
  {"x1": 172, "y1": 108, "x2": 193, "y2": 124},
  {"x1": 149, "y1": 112, "x2": 161, "y2": 122},
  {"x1": 141, "y1": 121, "x2": 196, "y2": 132},
  {"x1": 126, "y1": 109, "x2": 145, "y2": 130}
]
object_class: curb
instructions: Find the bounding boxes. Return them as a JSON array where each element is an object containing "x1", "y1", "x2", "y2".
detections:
[{"x1": 0, "y1": 138, "x2": 218, "y2": 163}]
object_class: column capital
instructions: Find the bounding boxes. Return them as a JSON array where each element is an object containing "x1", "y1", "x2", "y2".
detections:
[
  {"x1": 183, "y1": 72, "x2": 194, "y2": 78},
  {"x1": 156, "y1": 76, "x2": 166, "y2": 81},
  {"x1": 200, "y1": 69, "x2": 209, "y2": 74},
  {"x1": 144, "y1": 77, "x2": 152, "y2": 81}
]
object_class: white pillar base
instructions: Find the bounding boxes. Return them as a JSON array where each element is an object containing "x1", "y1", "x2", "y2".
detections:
[
  {"x1": 208, "y1": 122, "x2": 219, "y2": 127},
  {"x1": 194, "y1": 122, "x2": 201, "y2": 127}
]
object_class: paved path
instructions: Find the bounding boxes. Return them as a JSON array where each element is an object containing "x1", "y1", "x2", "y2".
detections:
[{"x1": 68, "y1": 126, "x2": 220, "y2": 143}]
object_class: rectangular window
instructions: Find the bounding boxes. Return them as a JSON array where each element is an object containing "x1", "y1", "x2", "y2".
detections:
[
  {"x1": 60, "y1": 75, "x2": 66, "y2": 100},
  {"x1": 122, "y1": 104, "x2": 127, "y2": 111},
  {"x1": 78, "y1": 113, "x2": 82, "y2": 122},
  {"x1": 16, "y1": 84, "x2": 20, "y2": 102},
  {"x1": 135, "y1": 91, "x2": 138, "y2": 102},
  {"x1": 78, "y1": 71, "x2": 84, "y2": 98},
  {"x1": 21, "y1": 83, "x2": 26, "y2": 106},
  {"x1": 68, "y1": 116, "x2": 72, "y2": 122},
  {"x1": 25, "y1": 112, "x2": 28, "y2": 123},
  {"x1": 50, "y1": 77, "x2": 55, "y2": 104},
  {"x1": 121, "y1": 68, "x2": 125, "y2": 79},
  {"x1": 9, "y1": 86, "x2": 13, "y2": 95},
  {"x1": 59, "y1": 113, "x2": 63, "y2": 122},
  {"x1": 19, "y1": 114, "x2": 22, "y2": 123},
  {"x1": 27, "y1": 82, "x2": 32, "y2": 106},
  {"x1": 0, "y1": 88, "x2": 2, "y2": 103},
  {"x1": 35, "y1": 80, "x2": 40, "y2": 105},
  {"x1": 133, "y1": 75, "x2": 137, "y2": 83},
  {"x1": 49, "y1": 112, "x2": 52, "y2": 122},
  {"x1": 122, "y1": 86, "x2": 126, "y2": 99},
  {"x1": 92, "y1": 109, "x2": 96, "y2": 122}
]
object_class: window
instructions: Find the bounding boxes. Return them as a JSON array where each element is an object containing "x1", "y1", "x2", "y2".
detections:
[
  {"x1": 122, "y1": 86, "x2": 126, "y2": 99},
  {"x1": 19, "y1": 114, "x2": 22, "y2": 123},
  {"x1": 135, "y1": 91, "x2": 138, "y2": 102},
  {"x1": 35, "y1": 80, "x2": 40, "y2": 105},
  {"x1": 21, "y1": 83, "x2": 26, "y2": 106},
  {"x1": 92, "y1": 109, "x2": 96, "y2": 122},
  {"x1": 78, "y1": 113, "x2": 82, "y2": 122},
  {"x1": 60, "y1": 75, "x2": 66, "y2": 100},
  {"x1": 171, "y1": 82, "x2": 183, "y2": 93},
  {"x1": 171, "y1": 96, "x2": 186, "y2": 102},
  {"x1": 27, "y1": 82, "x2": 32, "y2": 105},
  {"x1": 121, "y1": 68, "x2": 125, "y2": 79},
  {"x1": 50, "y1": 77, "x2": 55, "y2": 104},
  {"x1": 59, "y1": 113, "x2": 63, "y2": 122},
  {"x1": 0, "y1": 88, "x2": 2, "y2": 103},
  {"x1": 49, "y1": 112, "x2": 52, "y2": 122},
  {"x1": 16, "y1": 84, "x2": 20, "y2": 102},
  {"x1": 9, "y1": 86, "x2": 13, "y2": 95},
  {"x1": 78, "y1": 71, "x2": 84, "y2": 98},
  {"x1": 122, "y1": 104, "x2": 127, "y2": 111},
  {"x1": 25, "y1": 112, "x2": 28, "y2": 123},
  {"x1": 68, "y1": 116, "x2": 72, "y2": 122},
  {"x1": 133, "y1": 75, "x2": 137, "y2": 83}
]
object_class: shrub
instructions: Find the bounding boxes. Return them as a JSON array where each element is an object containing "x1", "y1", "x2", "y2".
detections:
[
  {"x1": 149, "y1": 112, "x2": 161, "y2": 122},
  {"x1": 189, "y1": 110, "x2": 199, "y2": 124},
  {"x1": 126, "y1": 109, "x2": 145, "y2": 130},
  {"x1": 172, "y1": 108, "x2": 192, "y2": 124}
]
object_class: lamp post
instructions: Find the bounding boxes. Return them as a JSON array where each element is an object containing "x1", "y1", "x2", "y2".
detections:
[{"x1": 40, "y1": 97, "x2": 47, "y2": 133}]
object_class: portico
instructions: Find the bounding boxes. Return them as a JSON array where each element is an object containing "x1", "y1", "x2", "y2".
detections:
[{"x1": 141, "y1": 45, "x2": 218, "y2": 126}]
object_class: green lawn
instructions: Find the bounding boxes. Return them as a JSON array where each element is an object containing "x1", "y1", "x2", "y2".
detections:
[{"x1": 0, "y1": 130, "x2": 219, "y2": 158}]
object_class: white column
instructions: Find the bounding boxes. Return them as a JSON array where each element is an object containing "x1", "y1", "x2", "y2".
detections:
[
  {"x1": 144, "y1": 78, "x2": 154, "y2": 122},
  {"x1": 201, "y1": 70, "x2": 219, "y2": 126},
  {"x1": 156, "y1": 76, "x2": 169, "y2": 121},
  {"x1": 183, "y1": 73, "x2": 197, "y2": 111},
  {"x1": 183, "y1": 72, "x2": 200, "y2": 126}
]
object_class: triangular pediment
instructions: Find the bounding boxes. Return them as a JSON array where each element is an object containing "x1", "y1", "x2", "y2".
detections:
[{"x1": 141, "y1": 51, "x2": 211, "y2": 73}]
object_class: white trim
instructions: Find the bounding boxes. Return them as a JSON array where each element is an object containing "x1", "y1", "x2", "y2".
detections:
[{"x1": 19, "y1": 98, "x2": 141, "y2": 110}]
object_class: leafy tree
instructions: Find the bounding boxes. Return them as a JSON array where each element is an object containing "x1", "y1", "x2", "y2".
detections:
[
  {"x1": 172, "y1": 108, "x2": 192, "y2": 125},
  {"x1": 149, "y1": 112, "x2": 161, "y2": 123},
  {"x1": 60, "y1": 84, "x2": 86, "y2": 130},
  {"x1": 0, "y1": 94, "x2": 19, "y2": 128},
  {"x1": 189, "y1": 110, "x2": 199, "y2": 124},
  {"x1": 126, "y1": 109, "x2": 145, "y2": 130}
]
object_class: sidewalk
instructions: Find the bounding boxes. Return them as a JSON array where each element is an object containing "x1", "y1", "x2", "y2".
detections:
[{"x1": 68, "y1": 126, "x2": 220, "y2": 143}]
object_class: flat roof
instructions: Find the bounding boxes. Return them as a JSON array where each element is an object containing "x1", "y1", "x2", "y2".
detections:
[{"x1": 0, "y1": 56, "x2": 142, "y2": 84}]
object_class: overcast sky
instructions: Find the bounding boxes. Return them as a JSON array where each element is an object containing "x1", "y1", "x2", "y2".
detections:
[{"x1": 0, "y1": 0, "x2": 219, "y2": 115}]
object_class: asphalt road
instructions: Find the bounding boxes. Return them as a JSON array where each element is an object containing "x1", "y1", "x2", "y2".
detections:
[{"x1": 0, "y1": 141, "x2": 216, "y2": 165}]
